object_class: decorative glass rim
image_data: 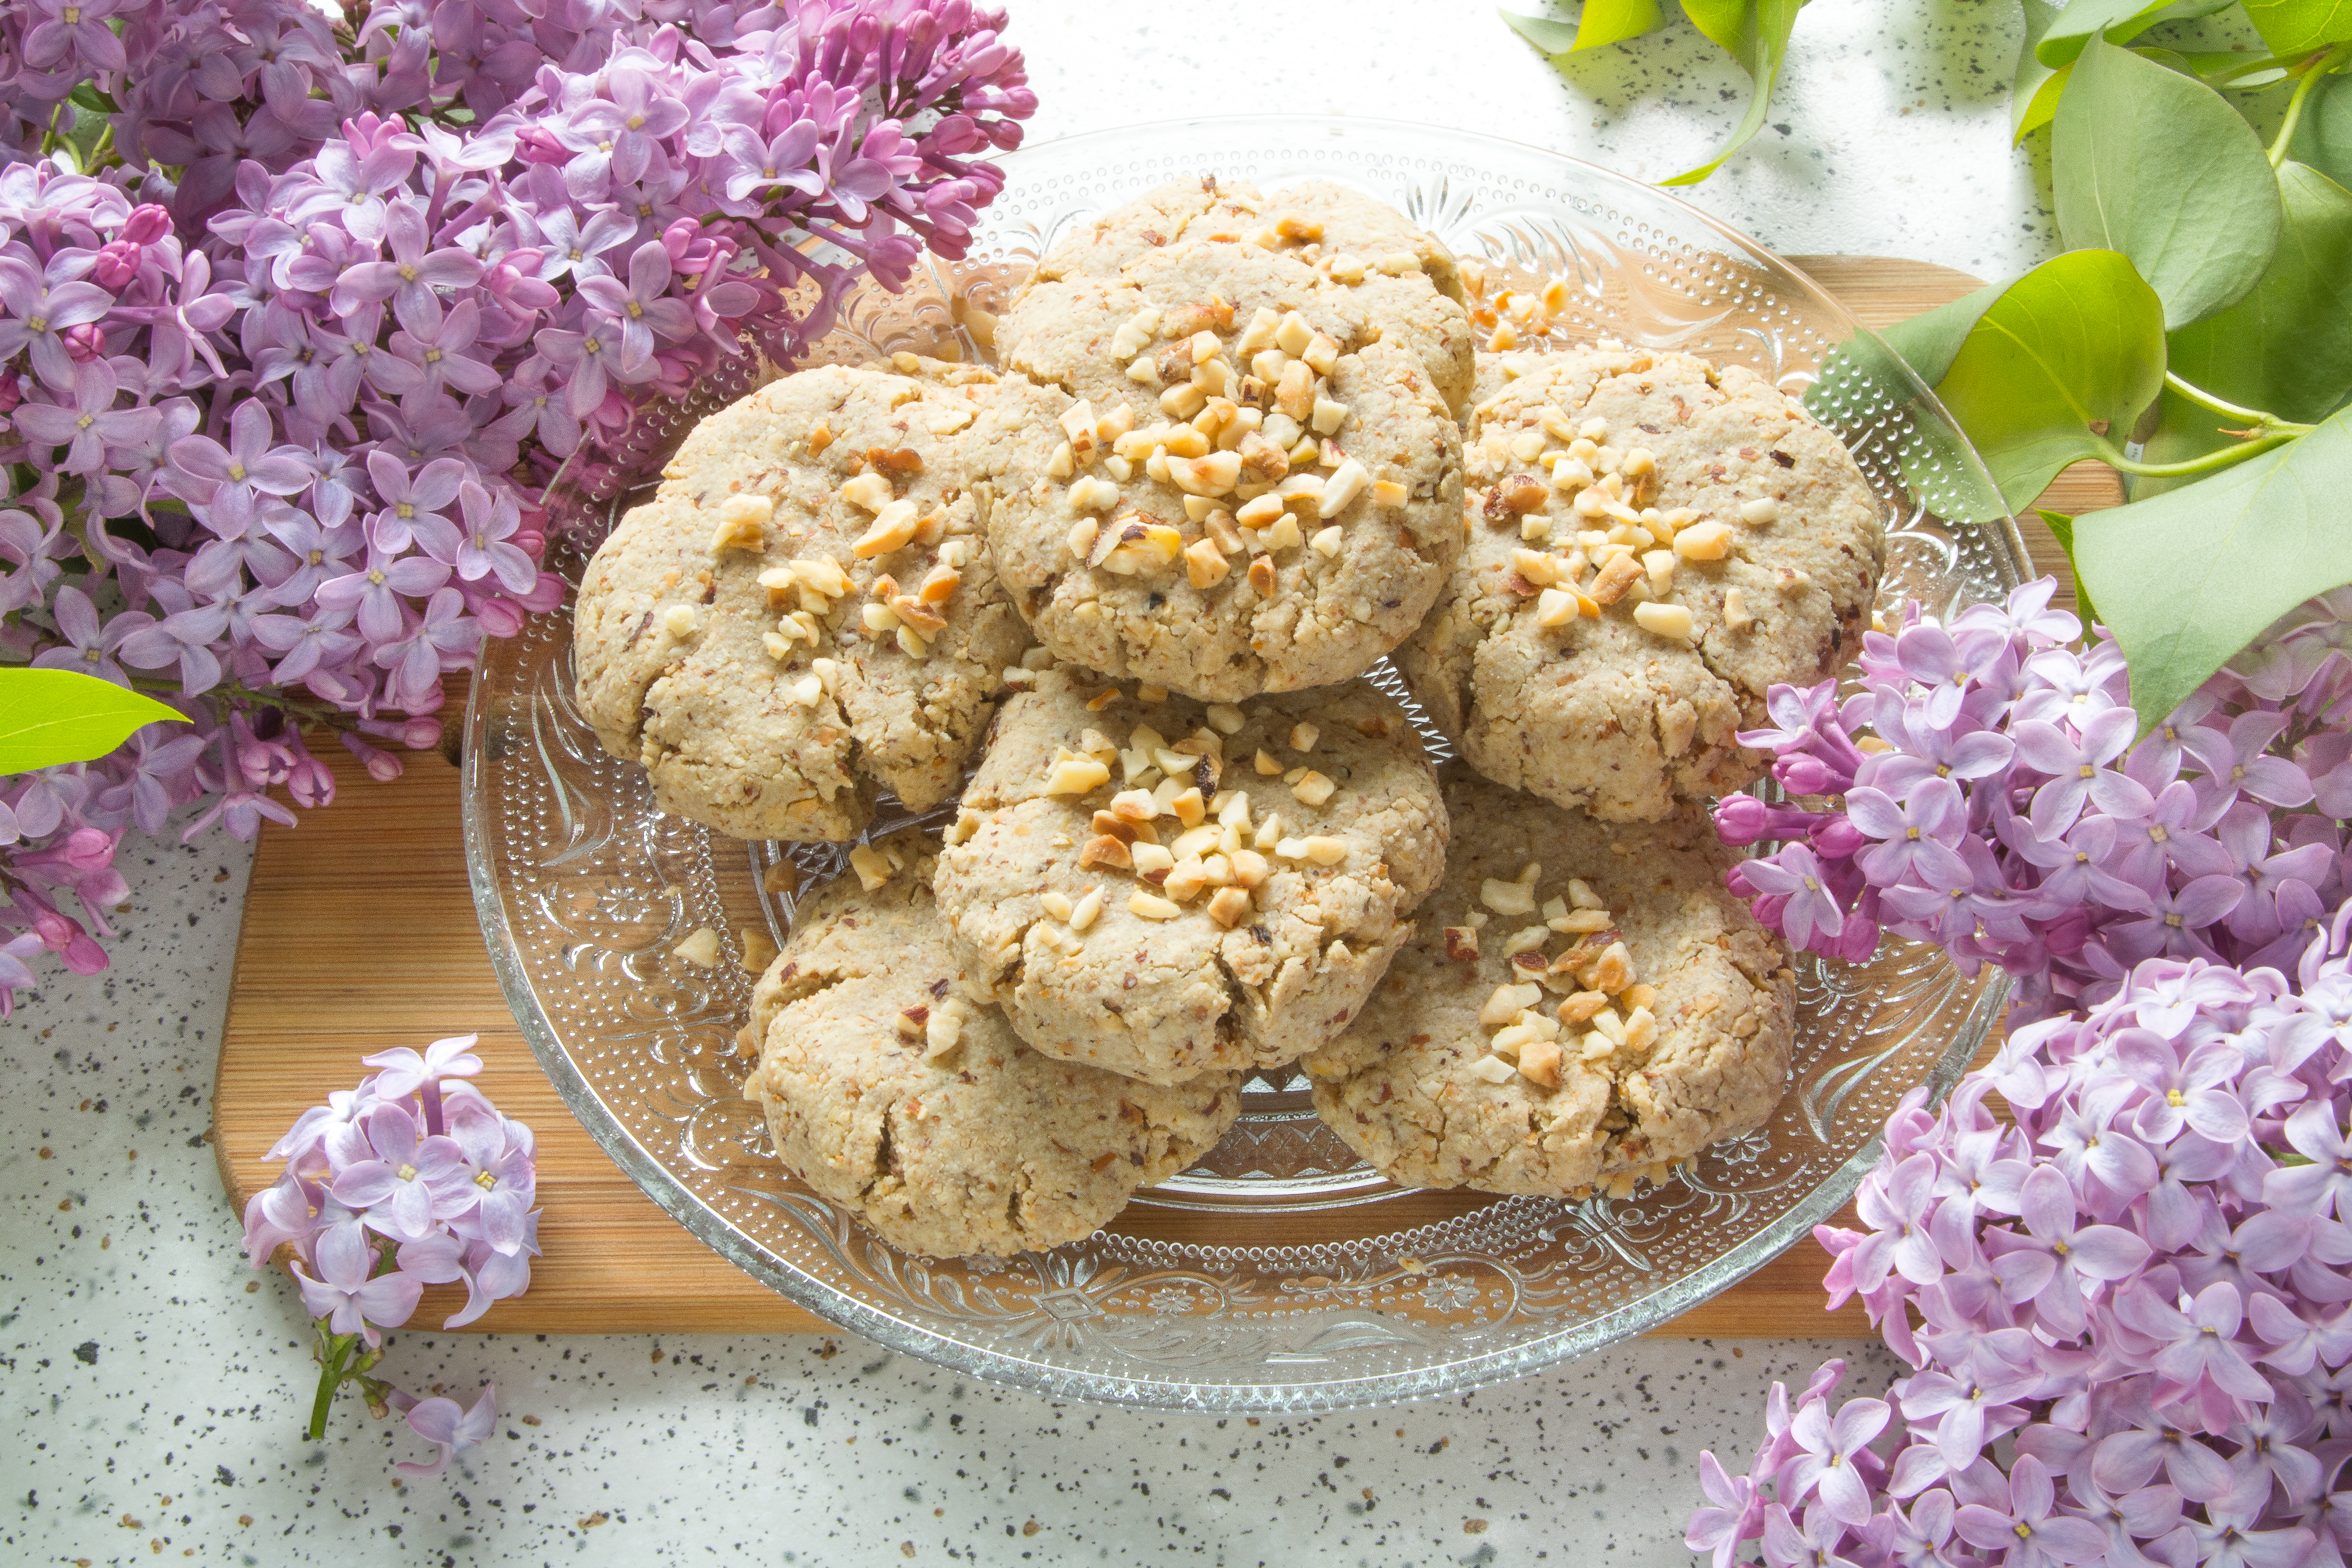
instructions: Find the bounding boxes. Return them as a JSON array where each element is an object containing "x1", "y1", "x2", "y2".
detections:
[{"x1": 464, "y1": 114, "x2": 2025, "y2": 1412}]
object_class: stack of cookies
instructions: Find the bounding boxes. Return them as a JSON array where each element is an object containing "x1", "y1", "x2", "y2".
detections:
[{"x1": 573, "y1": 175, "x2": 1887, "y2": 1257}]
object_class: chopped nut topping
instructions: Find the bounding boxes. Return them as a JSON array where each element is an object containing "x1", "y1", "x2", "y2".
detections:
[
  {"x1": 852, "y1": 498, "x2": 921, "y2": 558},
  {"x1": 1131, "y1": 842, "x2": 1176, "y2": 877},
  {"x1": 1044, "y1": 757, "x2": 1111, "y2": 795},
  {"x1": 1080, "y1": 834, "x2": 1133, "y2": 870},
  {"x1": 1589, "y1": 551, "x2": 1644, "y2": 605},
  {"x1": 1590, "y1": 940, "x2": 1636, "y2": 994},
  {"x1": 712, "y1": 492, "x2": 772, "y2": 552},
  {"x1": 1443, "y1": 926, "x2": 1480, "y2": 961},
  {"x1": 1261, "y1": 514, "x2": 1303, "y2": 552},
  {"x1": 1557, "y1": 990, "x2": 1610, "y2": 1025},
  {"x1": 848, "y1": 844, "x2": 894, "y2": 891},
  {"x1": 1371, "y1": 479, "x2": 1410, "y2": 509},
  {"x1": 1247, "y1": 556, "x2": 1276, "y2": 596},
  {"x1": 1723, "y1": 587, "x2": 1755, "y2": 632},
  {"x1": 1067, "y1": 475, "x2": 1121, "y2": 512},
  {"x1": 1643, "y1": 549, "x2": 1679, "y2": 594},
  {"x1": 1503, "y1": 925, "x2": 1552, "y2": 957},
  {"x1": 1229, "y1": 848, "x2": 1269, "y2": 887},
  {"x1": 789, "y1": 673, "x2": 824, "y2": 708},
  {"x1": 1167, "y1": 450, "x2": 1243, "y2": 496},
  {"x1": 840, "y1": 471, "x2": 894, "y2": 512},
  {"x1": 1673, "y1": 520, "x2": 1731, "y2": 560},
  {"x1": 1739, "y1": 496, "x2": 1781, "y2": 525},
  {"x1": 1291, "y1": 770, "x2": 1336, "y2": 807},
  {"x1": 1299, "y1": 835, "x2": 1348, "y2": 864},
  {"x1": 1308, "y1": 525, "x2": 1343, "y2": 558},
  {"x1": 1318, "y1": 457, "x2": 1370, "y2": 517},
  {"x1": 1128, "y1": 891, "x2": 1181, "y2": 921},
  {"x1": 926, "y1": 1000, "x2": 966, "y2": 1057},
  {"x1": 1468, "y1": 1054, "x2": 1516, "y2": 1085},
  {"x1": 1633, "y1": 601, "x2": 1696, "y2": 642},
  {"x1": 1550, "y1": 908, "x2": 1614, "y2": 935},
  {"x1": 1480, "y1": 982, "x2": 1544, "y2": 1026},
  {"x1": 1511, "y1": 548, "x2": 1561, "y2": 587},
  {"x1": 1207, "y1": 886, "x2": 1252, "y2": 929},
  {"x1": 1289, "y1": 722, "x2": 1319, "y2": 752},
  {"x1": 661, "y1": 604, "x2": 699, "y2": 637},
  {"x1": 1310, "y1": 396, "x2": 1348, "y2": 436},
  {"x1": 1040, "y1": 890, "x2": 1075, "y2": 921},
  {"x1": 1479, "y1": 878, "x2": 1537, "y2": 916},
  {"x1": 1519, "y1": 1037, "x2": 1563, "y2": 1089},
  {"x1": 1185, "y1": 537, "x2": 1232, "y2": 589},
  {"x1": 672, "y1": 926, "x2": 722, "y2": 967}
]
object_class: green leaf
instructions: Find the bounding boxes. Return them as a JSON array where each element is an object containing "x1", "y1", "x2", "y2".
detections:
[
  {"x1": 1502, "y1": 0, "x2": 1667, "y2": 51},
  {"x1": 2132, "y1": 161, "x2": 2352, "y2": 499},
  {"x1": 1661, "y1": 0, "x2": 1805, "y2": 186},
  {"x1": 2170, "y1": 162, "x2": 2352, "y2": 423},
  {"x1": 2035, "y1": 510, "x2": 2101, "y2": 626},
  {"x1": 2290, "y1": 72, "x2": 2352, "y2": 188},
  {"x1": 2034, "y1": 0, "x2": 2236, "y2": 66},
  {"x1": 2074, "y1": 404, "x2": 2352, "y2": 732},
  {"x1": 2015, "y1": 0, "x2": 2074, "y2": 139},
  {"x1": 66, "y1": 83, "x2": 118, "y2": 114},
  {"x1": 2243, "y1": 0, "x2": 2352, "y2": 54},
  {"x1": 0, "y1": 670, "x2": 187, "y2": 775},
  {"x1": 1879, "y1": 278, "x2": 2010, "y2": 387},
  {"x1": 1931, "y1": 249, "x2": 2167, "y2": 511},
  {"x1": 1500, "y1": 9, "x2": 1579, "y2": 51},
  {"x1": 2053, "y1": 33, "x2": 2284, "y2": 328}
]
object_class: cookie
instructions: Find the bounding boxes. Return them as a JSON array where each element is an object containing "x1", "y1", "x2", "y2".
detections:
[
  {"x1": 989, "y1": 241, "x2": 1467, "y2": 700},
  {"x1": 1029, "y1": 174, "x2": 1467, "y2": 309},
  {"x1": 932, "y1": 667, "x2": 1448, "y2": 1086},
  {"x1": 574, "y1": 361, "x2": 1060, "y2": 841},
  {"x1": 747, "y1": 828, "x2": 1242, "y2": 1258},
  {"x1": 1397, "y1": 347, "x2": 1885, "y2": 822},
  {"x1": 1303, "y1": 769, "x2": 1796, "y2": 1198}
]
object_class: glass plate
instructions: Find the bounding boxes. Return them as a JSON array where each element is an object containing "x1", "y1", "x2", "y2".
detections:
[{"x1": 463, "y1": 115, "x2": 2026, "y2": 1412}]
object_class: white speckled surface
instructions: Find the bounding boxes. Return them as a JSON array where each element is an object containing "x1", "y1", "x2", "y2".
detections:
[{"x1": 0, "y1": 5, "x2": 2092, "y2": 1561}]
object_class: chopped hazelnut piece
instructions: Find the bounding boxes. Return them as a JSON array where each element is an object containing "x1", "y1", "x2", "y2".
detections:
[
  {"x1": 1589, "y1": 551, "x2": 1644, "y2": 604},
  {"x1": 1080, "y1": 835, "x2": 1133, "y2": 870},
  {"x1": 1479, "y1": 878, "x2": 1537, "y2": 916},
  {"x1": 1468, "y1": 1055, "x2": 1516, "y2": 1085},
  {"x1": 1590, "y1": 940, "x2": 1636, "y2": 994},
  {"x1": 788, "y1": 674, "x2": 824, "y2": 708},
  {"x1": 1443, "y1": 927, "x2": 1480, "y2": 961},
  {"x1": 671, "y1": 926, "x2": 722, "y2": 968},
  {"x1": 852, "y1": 499, "x2": 921, "y2": 558},
  {"x1": 1739, "y1": 496, "x2": 1781, "y2": 525},
  {"x1": 1622, "y1": 1005, "x2": 1659, "y2": 1052},
  {"x1": 1299, "y1": 835, "x2": 1348, "y2": 864},
  {"x1": 1550, "y1": 908, "x2": 1614, "y2": 935},
  {"x1": 712, "y1": 492, "x2": 772, "y2": 552},
  {"x1": 1309, "y1": 524, "x2": 1343, "y2": 558},
  {"x1": 1371, "y1": 479, "x2": 1409, "y2": 508},
  {"x1": 1480, "y1": 982, "x2": 1544, "y2": 1026},
  {"x1": 1519, "y1": 1037, "x2": 1563, "y2": 1088},
  {"x1": 1229, "y1": 849, "x2": 1270, "y2": 887},
  {"x1": 839, "y1": 472, "x2": 893, "y2": 512},
  {"x1": 1503, "y1": 925, "x2": 1552, "y2": 957},
  {"x1": 1643, "y1": 549, "x2": 1678, "y2": 594},
  {"x1": 1673, "y1": 520, "x2": 1731, "y2": 560},
  {"x1": 1131, "y1": 842, "x2": 1176, "y2": 876},
  {"x1": 1288, "y1": 723, "x2": 1319, "y2": 753},
  {"x1": 1318, "y1": 458, "x2": 1370, "y2": 517},
  {"x1": 1040, "y1": 890, "x2": 1075, "y2": 921},
  {"x1": 1633, "y1": 601, "x2": 1696, "y2": 642},
  {"x1": 1128, "y1": 891, "x2": 1181, "y2": 922},
  {"x1": 1207, "y1": 886, "x2": 1252, "y2": 929},
  {"x1": 1044, "y1": 757, "x2": 1112, "y2": 795},
  {"x1": 1291, "y1": 770, "x2": 1336, "y2": 807},
  {"x1": 848, "y1": 844, "x2": 894, "y2": 891},
  {"x1": 1067, "y1": 476, "x2": 1120, "y2": 512},
  {"x1": 1247, "y1": 556, "x2": 1276, "y2": 596},
  {"x1": 926, "y1": 1001, "x2": 966, "y2": 1057},
  {"x1": 1557, "y1": 990, "x2": 1610, "y2": 1026},
  {"x1": 661, "y1": 604, "x2": 698, "y2": 638},
  {"x1": 1185, "y1": 537, "x2": 1232, "y2": 589},
  {"x1": 1723, "y1": 587, "x2": 1756, "y2": 631},
  {"x1": 1253, "y1": 749, "x2": 1282, "y2": 776},
  {"x1": 1167, "y1": 450, "x2": 1243, "y2": 496}
]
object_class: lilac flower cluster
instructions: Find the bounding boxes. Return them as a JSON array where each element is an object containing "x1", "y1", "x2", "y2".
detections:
[
  {"x1": 240, "y1": 1034, "x2": 537, "y2": 1468},
  {"x1": 0, "y1": 0, "x2": 1034, "y2": 1013},
  {"x1": 1719, "y1": 580, "x2": 2352, "y2": 1025},
  {"x1": 1688, "y1": 927, "x2": 2352, "y2": 1568}
]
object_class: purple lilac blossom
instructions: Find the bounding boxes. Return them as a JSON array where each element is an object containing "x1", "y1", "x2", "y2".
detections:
[
  {"x1": 0, "y1": 0, "x2": 1037, "y2": 1012},
  {"x1": 1686, "y1": 916, "x2": 2352, "y2": 1568},
  {"x1": 240, "y1": 1037, "x2": 539, "y2": 1468},
  {"x1": 1717, "y1": 579, "x2": 2352, "y2": 1025}
]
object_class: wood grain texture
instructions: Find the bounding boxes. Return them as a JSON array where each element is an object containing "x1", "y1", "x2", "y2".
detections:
[{"x1": 214, "y1": 256, "x2": 2117, "y2": 1339}]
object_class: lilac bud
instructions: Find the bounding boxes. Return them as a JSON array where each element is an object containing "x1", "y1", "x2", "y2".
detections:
[
  {"x1": 61, "y1": 323, "x2": 105, "y2": 362},
  {"x1": 122, "y1": 204, "x2": 171, "y2": 245},
  {"x1": 1813, "y1": 817, "x2": 1867, "y2": 859},
  {"x1": 1778, "y1": 755, "x2": 1842, "y2": 795},
  {"x1": 400, "y1": 718, "x2": 442, "y2": 751},
  {"x1": 287, "y1": 756, "x2": 336, "y2": 810},
  {"x1": 93, "y1": 239, "x2": 142, "y2": 289},
  {"x1": 341, "y1": 734, "x2": 405, "y2": 784}
]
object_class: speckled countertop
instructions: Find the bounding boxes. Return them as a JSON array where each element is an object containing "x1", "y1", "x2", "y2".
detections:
[{"x1": 4, "y1": 3, "x2": 2090, "y2": 1562}]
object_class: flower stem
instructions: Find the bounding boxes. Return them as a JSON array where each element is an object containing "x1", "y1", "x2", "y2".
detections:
[
  {"x1": 2271, "y1": 43, "x2": 2352, "y2": 168},
  {"x1": 2161, "y1": 373, "x2": 2308, "y2": 434},
  {"x1": 307, "y1": 1328, "x2": 357, "y2": 1441}
]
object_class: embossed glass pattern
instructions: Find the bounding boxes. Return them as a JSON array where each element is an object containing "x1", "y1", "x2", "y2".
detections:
[{"x1": 465, "y1": 118, "x2": 2027, "y2": 1410}]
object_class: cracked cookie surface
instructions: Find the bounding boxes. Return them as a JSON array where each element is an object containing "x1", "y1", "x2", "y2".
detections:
[
  {"x1": 991, "y1": 240, "x2": 1465, "y2": 701},
  {"x1": 1303, "y1": 769, "x2": 1795, "y2": 1198},
  {"x1": 932, "y1": 667, "x2": 1448, "y2": 1086},
  {"x1": 747, "y1": 827, "x2": 1242, "y2": 1258},
  {"x1": 573, "y1": 361, "x2": 1058, "y2": 842},
  {"x1": 1397, "y1": 348, "x2": 1884, "y2": 822}
]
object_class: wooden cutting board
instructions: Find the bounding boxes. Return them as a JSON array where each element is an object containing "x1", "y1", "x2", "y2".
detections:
[{"x1": 211, "y1": 256, "x2": 2113, "y2": 1338}]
